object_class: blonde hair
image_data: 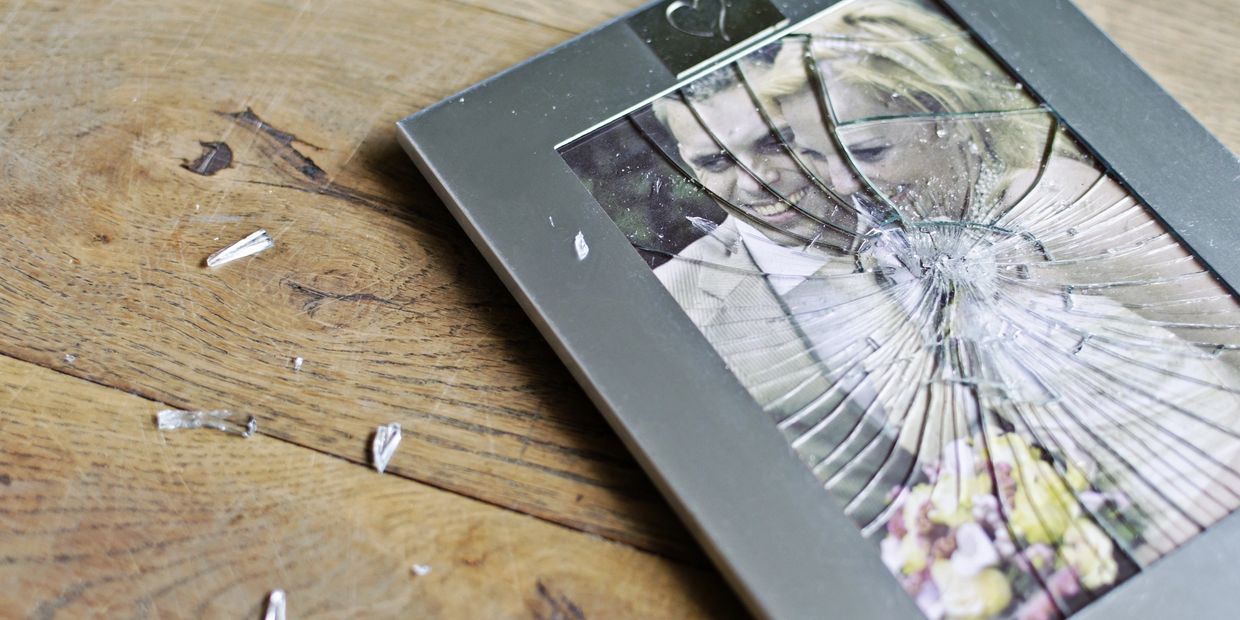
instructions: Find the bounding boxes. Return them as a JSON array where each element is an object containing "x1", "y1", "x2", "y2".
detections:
[{"x1": 754, "y1": 0, "x2": 1058, "y2": 176}]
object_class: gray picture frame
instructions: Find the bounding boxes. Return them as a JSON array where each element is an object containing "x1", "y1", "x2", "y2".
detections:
[{"x1": 396, "y1": 1, "x2": 1240, "y2": 618}]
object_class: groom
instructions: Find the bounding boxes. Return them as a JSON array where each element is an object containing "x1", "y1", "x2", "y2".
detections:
[{"x1": 648, "y1": 53, "x2": 900, "y2": 515}]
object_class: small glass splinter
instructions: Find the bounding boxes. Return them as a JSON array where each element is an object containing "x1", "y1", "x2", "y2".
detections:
[
  {"x1": 206, "y1": 229, "x2": 273, "y2": 268},
  {"x1": 574, "y1": 231, "x2": 590, "y2": 261},
  {"x1": 156, "y1": 409, "x2": 257, "y2": 438},
  {"x1": 263, "y1": 590, "x2": 286, "y2": 620},
  {"x1": 372, "y1": 422, "x2": 402, "y2": 474},
  {"x1": 411, "y1": 564, "x2": 432, "y2": 576}
]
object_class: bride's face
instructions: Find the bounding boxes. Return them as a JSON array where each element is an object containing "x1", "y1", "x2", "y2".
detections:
[{"x1": 776, "y1": 67, "x2": 982, "y2": 225}]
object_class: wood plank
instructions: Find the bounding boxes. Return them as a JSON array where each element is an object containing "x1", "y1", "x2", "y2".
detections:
[
  {"x1": 0, "y1": 354, "x2": 741, "y2": 618},
  {"x1": 446, "y1": 0, "x2": 643, "y2": 34},
  {"x1": 1075, "y1": 0, "x2": 1240, "y2": 151},
  {"x1": 0, "y1": 0, "x2": 690, "y2": 556}
]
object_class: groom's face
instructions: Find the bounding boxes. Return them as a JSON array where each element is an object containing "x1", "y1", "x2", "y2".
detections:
[{"x1": 658, "y1": 79, "x2": 851, "y2": 248}]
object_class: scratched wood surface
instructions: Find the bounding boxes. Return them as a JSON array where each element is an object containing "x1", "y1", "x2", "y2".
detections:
[
  {"x1": 0, "y1": 354, "x2": 742, "y2": 618},
  {"x1": 0, "y1": 0, "x2": 1237, "y2": 617}
]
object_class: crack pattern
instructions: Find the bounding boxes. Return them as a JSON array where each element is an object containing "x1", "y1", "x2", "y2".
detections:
[{"x1": 560, "y1": 1, "x2": 1240, "y2": 617}]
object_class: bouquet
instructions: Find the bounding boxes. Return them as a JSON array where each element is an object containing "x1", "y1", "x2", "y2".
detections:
[{"x1": 879, "y1": 432, "x2": 1135, "y2": 620}]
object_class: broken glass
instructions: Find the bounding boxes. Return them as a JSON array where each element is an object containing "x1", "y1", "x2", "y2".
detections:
[
  {"x1": 206, "y1": 229, "x2": 273, "y2": 268},
  {"x1": 263, "y1": 589, "x2": 286, "y2": 620},
  {"x1": 372, "y1": 422, "x2": 402, "y2": 474},
  {"x1": 156, "y1": 409, "x2": 258, "y2": 438},
  {"x1": 560, "y1": 0, "x2": 1240, "y2": 618}
]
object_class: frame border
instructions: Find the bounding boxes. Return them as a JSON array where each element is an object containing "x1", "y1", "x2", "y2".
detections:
[{"x1": 397, "y1": 1, "x2": 1240, "y2": 617}]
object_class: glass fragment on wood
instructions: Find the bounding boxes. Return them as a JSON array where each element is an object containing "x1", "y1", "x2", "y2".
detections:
[
  {"x1": 372, "y1": 422, "x2": 402, "y2": 474},
  {"x1": 156, "y1": 409, "x2": 257, "y2": 438},
  {"x1": 206, "y1": 229, "x2": 273, "y2": 268},
  {"x1": 263, "y1": 590, "x2": 286, "y2": 620}
]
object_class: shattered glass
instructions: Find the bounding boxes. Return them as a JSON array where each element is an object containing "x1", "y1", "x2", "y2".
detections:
[
  {"x1": 156, "y1": 409, "x2": 258, "y2": 438},
  {"x1": 372, "y1": 422, "x2": 402, "y2": 474},
  {"x1": 206, "y1": 229, "x2": 274, "y2": 268},
  {"x1": 263, "y1": 589, "x2": 287, "y2": 620},
  {"x1": 560, "y1": 0, "x2": 1240, "y2": 617}
]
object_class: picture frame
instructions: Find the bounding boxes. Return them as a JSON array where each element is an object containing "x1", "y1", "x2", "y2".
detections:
[{"x1": 397, "y1": 1, "x2": 1240, "y2": 618}]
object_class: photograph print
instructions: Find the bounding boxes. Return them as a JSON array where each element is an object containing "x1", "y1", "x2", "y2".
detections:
[{"x1": 560, "y1": 0, "x2": 1240, "y2": 618}]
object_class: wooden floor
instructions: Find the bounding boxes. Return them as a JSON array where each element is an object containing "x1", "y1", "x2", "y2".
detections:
[{"x1": 1, "y1": 0, "x2": 1236, "y2": 617}]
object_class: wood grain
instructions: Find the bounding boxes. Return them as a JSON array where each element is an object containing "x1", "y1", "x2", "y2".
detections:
[
  {"x1": 0, "y1": 354, "x2": 741, "y2": 618},
  {"x1": 0, "y1": 0, "x2": 1236, "y2": 614},
  {"x1": 0, "y1": 0, "x2": 695, "y2": 556},
  {"x1": 1075, "y1": 0, "x2": 1240, "y2": 151}
]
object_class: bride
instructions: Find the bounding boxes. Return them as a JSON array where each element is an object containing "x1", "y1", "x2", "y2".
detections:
[{"x1": 662, "y1": 0, "x2": 1240, "y2": 615}]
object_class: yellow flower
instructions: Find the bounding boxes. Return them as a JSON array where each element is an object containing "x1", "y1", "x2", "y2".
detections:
[
  {"x1": 931, "y1": 560, "x2": 1012, "y2": 620},
  {"x1": 1064, "y1": 464, "x2": 1090, "y2": 492},
  {"x1": 1061, "y1": 518, "x2": 1119, "y2": 589},
  {"x1": 972, "y1": 473, "x2": 993, "y2": 497},
  {"x1": 1009, "y1": 462, "x2": 1079, "y2": 545},
  {"x1": 899, "y1": 533, "x2": 930, "y2": 575},
  {"x1": 979, "y1": 432, "x2": 1036, "y2": 469},
  {"x1": 929, "y1": 473, "x2": 976, "y2": 526}
]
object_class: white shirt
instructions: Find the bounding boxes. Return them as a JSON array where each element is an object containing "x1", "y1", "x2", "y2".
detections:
[{"x1": 734, "y1": 217, "x2": 831, "y2": 295}]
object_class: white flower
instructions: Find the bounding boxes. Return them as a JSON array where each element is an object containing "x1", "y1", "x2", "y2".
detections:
[
  {"x1": 929, "y1": 474, "x2": 977, "y2": 526},
  {"x1": 928, "y1": 440, "x2": 984, "y2": 527},
  {"x1": 1078, "y1": 491, "x2": 1106, "y2": 512},
  {"x1": 882, "y1": 535, "x2": 905, "y2": 574},
  {"x1": 915, "y1": 580, "x2": 946, "y2": 620},
  {"x1": 942, "y1": 438, "x2": 976, "y2": 480},
  {"x1": 951, "y1": 523, "x2": 999, "y2": 577},
  {"x1": 971, "y1": 493, "x2": 999, "y2": 523},
  {"x1": 992, "y1": 528, "x2": 1016, "y2": 558},
  {"x1": 931, "y1": 559, "x2": 1012, "y2": 620}
]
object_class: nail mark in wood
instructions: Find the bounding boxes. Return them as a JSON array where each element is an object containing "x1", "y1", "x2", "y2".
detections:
[
  {"x1": 220, "y1": 107, "x2": 325, "y2": 181},
  {"x1": 532, "y1": 580, "x2": 587, "y2": 620},
  {"x1": 282, "y1": 280, "x2": 399, "y2": 317},
  {"x1": 180, "y1": 141, "x2": 233, "y2": 176},
  {"x1": 220, "y1": 107, "x2": 432, "y2": 221}
]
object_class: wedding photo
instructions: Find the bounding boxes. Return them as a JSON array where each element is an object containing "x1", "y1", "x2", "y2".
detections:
[{"x1": 562, "y1": 1, "x2": 1240, "y2": 617}]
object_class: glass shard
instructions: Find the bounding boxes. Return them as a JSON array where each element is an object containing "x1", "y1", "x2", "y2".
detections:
[
  {"x1": 263, "y1": 589, "x2": 286, "y2": 620},
  {"x1": 156, "y1": 409, "x2": 257, "y2": 438},
  {"x1": 559, "y1": 0, "x2": 1240, "y2": 617},
  {"x1": 372, "y1": 422, "x2": 402, "y2": 474},
  {"x1": 206, "y1": 229, "x2": 273, "y2": 268},
  {"x1": 292, "y1": 356, "x2": 304, "y2": 372},
  {"x1": 574, "y1": 231, "x2": 590, "y2": 261},
  {"x1": 411, "y1": 563, "x2": 432, "y2": 576}
]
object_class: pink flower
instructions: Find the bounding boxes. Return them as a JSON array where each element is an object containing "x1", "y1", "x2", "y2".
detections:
[
  {"x1": 889, "y1": 508, "x2": 908, "y2": 538},
  {"x1": 1014, "y1": 568, "x2": 1080, "y2": 620}
]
